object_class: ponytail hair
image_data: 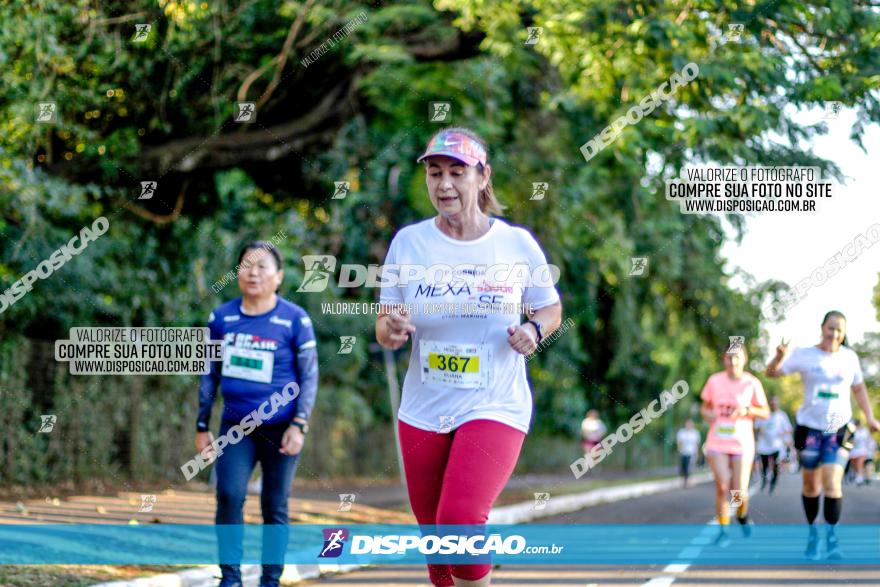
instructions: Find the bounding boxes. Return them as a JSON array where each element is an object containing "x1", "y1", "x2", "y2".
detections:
[{"x1": 476, "y1": 162, "x2": 504, "y2": 216}]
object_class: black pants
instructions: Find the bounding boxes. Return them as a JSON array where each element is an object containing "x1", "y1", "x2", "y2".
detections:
[
  {"x1": 760, "y1": 451, "x2": 780, "y2": 486},
  {"x1": 679, "y1": 454, "x2": 692, "y2": 480}
]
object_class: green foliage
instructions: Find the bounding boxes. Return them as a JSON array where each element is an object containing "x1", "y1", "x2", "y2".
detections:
[
  {"x1": 1, "y1": 0, "x2": 879, "y2": 484},
  {"x1": 851, "y1": 332, "x2": 880, "y2": 420}
]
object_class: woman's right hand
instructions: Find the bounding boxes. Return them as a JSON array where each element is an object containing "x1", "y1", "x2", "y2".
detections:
[
  {"x1": 195, "y1": 431, "x2": 215, "y2": 459},
  {"x1": 382, "y1": 308, "x2": 416, "y2": 349},
  {"x1": 701, "y1": 402, "x2": 716, "y2": 422},
  {"x1": 775, "y1": 338, "x2": 790, "y2": 359}
]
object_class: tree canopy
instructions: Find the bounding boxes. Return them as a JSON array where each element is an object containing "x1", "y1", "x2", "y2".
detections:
[{"x1": 2, "y1": 0, "x2": 879, "y2": 480}]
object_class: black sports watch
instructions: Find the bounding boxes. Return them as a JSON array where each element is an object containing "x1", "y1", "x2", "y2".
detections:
[
  {"x1": 526, "y1": 320, "x2": 544, "y2": 343},
  {"x1": 290, "y1": 420, "x2": 310, "y2": 434}
]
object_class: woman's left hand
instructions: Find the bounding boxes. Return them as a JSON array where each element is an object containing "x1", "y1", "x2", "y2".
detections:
[
  {"x1": 866, "y1": 416, "x2": 880, "y2": 434},
  {"x1": 280, "y1": 426, "x2": 305, "y2": 456},
  {"x1": 731, "y1": 406, "x2": 750, "y2": 419},
  {"x1": 507, "y1": 324, "x2": 538, "y2": 356}
]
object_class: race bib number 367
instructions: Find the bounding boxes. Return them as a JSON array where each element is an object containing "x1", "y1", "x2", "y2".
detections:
[{"x1": 420, "y1": 340, "x2": 491, "y2": 389}]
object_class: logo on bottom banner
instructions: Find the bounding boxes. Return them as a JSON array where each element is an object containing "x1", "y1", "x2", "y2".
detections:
[{"x1": 319, "y1": 528, "x2": 349, "y2": 558}]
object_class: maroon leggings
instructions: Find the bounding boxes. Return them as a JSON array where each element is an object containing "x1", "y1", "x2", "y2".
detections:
[{"x1": 399, "y1": 419, "x2": 525, "y2": 585}]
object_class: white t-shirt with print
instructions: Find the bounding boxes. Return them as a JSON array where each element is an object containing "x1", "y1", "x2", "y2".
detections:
[
  {"x1": 379, "y1": 217, "x2": 560, "y2": 434},
  {"x1": 780, "y1": 345, "x2": 864, "y2": 431},
  {"x1": 755, "y1": 410, "x2": 792, "y2": 455},
  {"x1": 850, "y1": 428, "x2": 871, "y2": 457}
]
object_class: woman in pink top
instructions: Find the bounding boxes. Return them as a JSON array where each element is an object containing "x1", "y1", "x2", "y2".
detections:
[{"x1": 700, "y1": 345, "x2": 770, "y2": 546}]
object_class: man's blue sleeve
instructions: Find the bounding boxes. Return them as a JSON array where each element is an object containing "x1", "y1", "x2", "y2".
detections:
[
  {"x1": 196, "y1": 313, "x2": 222, "y2": 432},
  {"x1": 293, "y1": 313, "x2": 319, "y2": 422}
]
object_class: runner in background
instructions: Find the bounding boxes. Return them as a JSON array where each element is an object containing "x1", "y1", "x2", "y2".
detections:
[
  {"x1": 751, "y1": 452, "x2": 762, "y2": 489},
  {"x1": 701, "y1": 344, "x2": 770, "y2": 546},
  {"x1": 785, "y1": 446, "x2": 797, "y2": 473},
  {"x1": 581, "y1": 409, "x2": 607, "y2": 458},
  {"x1": 197, "y1": 241, "x2": 319, "y2": 587},
  {"x1": 865, "y1": 435, "x2": 877, "y2": 484},
  {"x1": 755, "y1": 396, "x2": 793, "y2": 494},
  {"x1": 765, "y1": 310, "x2": 880, "y2": 560},
  {"x1": 847, "y1": 420, "x2": 870, "y2": 485},
  {"x1": 376, "y1": 127, "x2": 563, "y2": 587},
  {"x1": 676, "y1": 419, "x2": 701, "y2": 487}
]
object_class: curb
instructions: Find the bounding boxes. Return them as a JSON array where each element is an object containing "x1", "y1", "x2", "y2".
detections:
[
  {"x1": 89, "y1": 473, "x2": 710, "y2": 586},
  {"x1": 488, "y1": 472, "x2": 713, "y2": 524}
]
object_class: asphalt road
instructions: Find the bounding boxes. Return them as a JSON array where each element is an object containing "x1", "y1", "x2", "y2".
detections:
[
  {"x1": 301, "y1": 469, "x2": 880, "y2": 586},
  {"x1": 550, "y1": 467, "x2": 880, "y2": 525}
]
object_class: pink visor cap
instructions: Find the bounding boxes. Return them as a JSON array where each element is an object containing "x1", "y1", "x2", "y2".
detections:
[{"x1": 417, "y1": 130, "x2": 488, "y2": 167}]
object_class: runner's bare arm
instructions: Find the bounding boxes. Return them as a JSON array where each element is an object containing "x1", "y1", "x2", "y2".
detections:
[
  {"x1": 852, "y1": 382, "x2": 880, "y2": 432},
  {"x1": 700, "y1": 400, "x2": 715, "y2": 423},
  {"x1": 765, "y1": 339, "x2": 790, "y2": 378},
  {"x1": 743, "y1": 403, "x2": 771, "y2": 420},
  {"x1": 526, "y1": 301, "x2": 563, "y2": 339}
]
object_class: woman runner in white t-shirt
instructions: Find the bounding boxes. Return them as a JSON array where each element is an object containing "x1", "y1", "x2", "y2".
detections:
[
  {"x1": 754, "y1": 396, "x2": 793, "y2": 494},
  {"x1": 376, "y1": 127, "x2": 563, "y2": 587},
  {"x1": 676, "y1": 419, "x2": 701, "y2": 488},
  {"x1": 766, "y1": 310, "x2": 880, "y2": 560},
  {"x1": 847, "y1": 420, "x2": 871, "y2": 485},
  {"x1": 580, "y1": 409, "x2": 607, "y2": 455}
]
